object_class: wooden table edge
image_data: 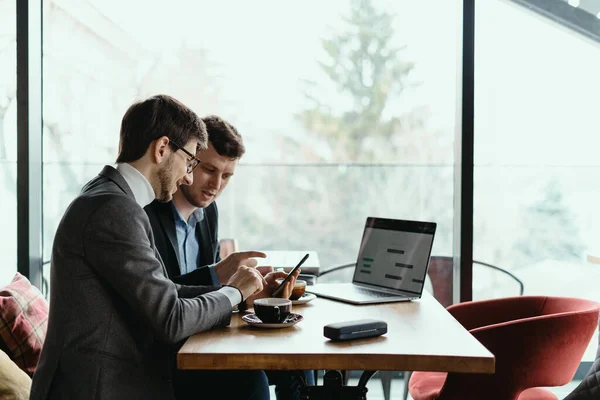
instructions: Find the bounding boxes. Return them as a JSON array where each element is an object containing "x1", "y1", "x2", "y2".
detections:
[{"x1": 177, "y1": 353, "x2": 495, "y2": 374}]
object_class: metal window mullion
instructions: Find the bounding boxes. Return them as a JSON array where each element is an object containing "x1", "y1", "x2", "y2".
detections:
[
  {"x1": 453, "y1": 0, "x2": 475, "y2": 304},
  {"x1": 17, "y1": 0, "x2": 43, "y2": 288}
]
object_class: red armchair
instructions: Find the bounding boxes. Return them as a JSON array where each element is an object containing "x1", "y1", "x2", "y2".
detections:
[{"x1": 409, "y1": 296, "x2": 600, "y2": 400}]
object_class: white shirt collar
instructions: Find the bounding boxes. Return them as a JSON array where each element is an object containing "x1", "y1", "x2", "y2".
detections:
[{"x1": 115, "y1": 163, "x2": 155, "y2": 207}]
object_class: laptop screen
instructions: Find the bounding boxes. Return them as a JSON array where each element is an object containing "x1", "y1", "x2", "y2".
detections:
[{"x1": 352, "y1": 217, "x2": 436, "y2": 295}]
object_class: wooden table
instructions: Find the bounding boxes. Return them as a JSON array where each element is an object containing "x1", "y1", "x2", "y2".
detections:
[{"x1": 178, "y1": 292, "x2": 495, "y2": 374}]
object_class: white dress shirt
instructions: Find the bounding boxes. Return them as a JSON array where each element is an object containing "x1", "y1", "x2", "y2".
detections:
[{"x1": 114, "y1": 163, "x2": 241, "y2": 307}]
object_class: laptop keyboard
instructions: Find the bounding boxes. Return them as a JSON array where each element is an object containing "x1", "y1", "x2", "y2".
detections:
[{"x1": 352, "y1": 287, "x2": 405, "y2": 298}]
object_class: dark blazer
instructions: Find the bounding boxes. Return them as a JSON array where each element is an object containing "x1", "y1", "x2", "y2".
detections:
[
  {"x1": 30, "y1": 166, "x2": 232, "y2": 400},
  {"x1": 145, "y1": 200, "x2": 221, "y2": 286}
]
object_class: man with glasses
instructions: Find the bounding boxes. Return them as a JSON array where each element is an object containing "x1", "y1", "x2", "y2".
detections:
[
  {"x1": 169, "y1": 141, "x2": 201, "y2": 175},
  {"x1": 31, "y1": 95, "x2": 281, "y2": 400}
]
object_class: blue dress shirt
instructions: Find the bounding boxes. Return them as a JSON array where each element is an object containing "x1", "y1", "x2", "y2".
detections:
[{"x1": 171, "y1": 203, "x2": 220, "y2": 285}]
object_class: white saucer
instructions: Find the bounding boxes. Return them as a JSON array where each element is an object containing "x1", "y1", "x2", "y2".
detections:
[
  {"x1": 292, "y1": 293, "x2": 317, "y2": 305},
  {"x1": 242, "y1": 313, "x2": 303, "y2": 329}
]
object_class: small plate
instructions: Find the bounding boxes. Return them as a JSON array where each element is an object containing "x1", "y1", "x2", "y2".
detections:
[
  {"x1": 292, "y1": 293, "x2": 317, "y2": 305},
  {"x1": 242, "y1": 313, "x2": 304, "y2": 329}
]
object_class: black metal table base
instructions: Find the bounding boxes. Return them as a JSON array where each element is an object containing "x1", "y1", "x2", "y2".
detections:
[{"x1": 299, "y1": 370, "x2": 378, "y2": 400}]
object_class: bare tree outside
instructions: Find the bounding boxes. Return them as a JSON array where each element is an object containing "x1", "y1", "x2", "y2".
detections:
[{"x1": 41, "y1": 0, "x2": 226, "y2": 263}]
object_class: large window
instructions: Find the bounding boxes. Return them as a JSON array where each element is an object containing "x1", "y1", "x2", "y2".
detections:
[
  {"x1": 474, "y1": 0, "x2": 600, "y2": 364},
  {"x1": 43, "y1": 0, "x2": 461, "y2": 276},
  {"x1": 0, "y1": 0, "x2": 17, "y2": 285}
]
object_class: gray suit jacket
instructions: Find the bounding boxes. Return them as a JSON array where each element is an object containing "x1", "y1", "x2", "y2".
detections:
[{"x1": 30, "y1": 166, "x2": 233, "y2": 400}]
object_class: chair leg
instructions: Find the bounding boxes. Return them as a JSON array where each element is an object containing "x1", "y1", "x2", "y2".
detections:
[
  {"x1": 403, "y1": 371, "x2": 412, "y2": 400},
  {"x1": 313, "y1": 369, "x2": 318, "y2": 385},
  {"x1": 379, "y1": 371, "x2": 392, "y2": 400}
]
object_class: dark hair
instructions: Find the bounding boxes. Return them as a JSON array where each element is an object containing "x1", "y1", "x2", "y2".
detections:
[
  {"x1": 202, "y1": 115, "x2": 245, "y2": 159},
  {"x1": 116, "y1": 94, "x2": 207, "y2": 163}
]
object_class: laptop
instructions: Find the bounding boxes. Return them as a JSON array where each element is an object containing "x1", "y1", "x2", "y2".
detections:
[{"x1": 307, "y1": 217, "x2": 436, "y2": 305}]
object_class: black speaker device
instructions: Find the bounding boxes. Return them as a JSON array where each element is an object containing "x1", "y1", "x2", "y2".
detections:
[{"x1": 323, "y1": 319, "x2": 388, "y2": 341}]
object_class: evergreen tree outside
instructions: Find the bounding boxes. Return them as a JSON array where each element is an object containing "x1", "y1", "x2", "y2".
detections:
[
  {"x1": 513, "y1": 178, "x2": 585, "y2": 266},
  {"x1": 296, "y1": 0, "x2": 416, "y2": 162},
  {"x1": 219, "y1": 0, "x2": 453, "y2": 270},
  {"x1": 234, "y1": 0, "x2": 455, "y2": 266}
]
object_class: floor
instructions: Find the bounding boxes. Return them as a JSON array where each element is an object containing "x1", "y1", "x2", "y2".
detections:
[{"x1": 270, "y1": 376, "x2": 582, "y2": 399}]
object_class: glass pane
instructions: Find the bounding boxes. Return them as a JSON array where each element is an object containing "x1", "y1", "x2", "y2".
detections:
[
  {"x1": 43, "y1": 0, "x2": 460, "y2": 298},
  {"x1": 42, "y1": 0, "x2": 143, "y2": 261},
  {"x1": 194, "y1": 0, "x2": 459, "y2": 276},
  {"x1": 0, "y1": 0, "x2": 17, "y2": 285},
  {"x1": 474, "y1": 0, "x2": 600, "y2": 379}
]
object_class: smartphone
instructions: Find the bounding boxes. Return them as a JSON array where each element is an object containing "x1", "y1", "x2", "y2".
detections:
[{"x1": 271, "y1": 253, "x2": 310, "y2": 297}]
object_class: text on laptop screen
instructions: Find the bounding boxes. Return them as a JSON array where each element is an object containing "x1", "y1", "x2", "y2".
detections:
[{"x1": 352, "y1": 218, "x2": 435, "y2": 295}]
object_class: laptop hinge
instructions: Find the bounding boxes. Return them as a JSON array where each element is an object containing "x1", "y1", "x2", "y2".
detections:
[{"x1": 353, "y1": 282, "x2": 414, "y2": 296}]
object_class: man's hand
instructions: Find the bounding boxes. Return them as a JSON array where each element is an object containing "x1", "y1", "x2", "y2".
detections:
[
  {"x1": 214, "y1": 251, "x2": 266, "y2": 283},
  {"x1": 246, "y1": 268, "x2": 301, "y2": 306},
  {"x1": 257, "y1": 266, "x2": 274, "y2": 276},
  {"x1": 225, "y1": 265, "x2": 268, "y2": 300}
]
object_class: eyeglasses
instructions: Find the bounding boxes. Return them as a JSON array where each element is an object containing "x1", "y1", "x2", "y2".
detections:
[{"x1": 169, "y1": 140, "x2": 201, "y2": 174}]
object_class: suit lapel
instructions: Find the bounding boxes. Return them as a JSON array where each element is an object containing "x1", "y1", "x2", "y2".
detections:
[
  {"x1": 156, "y1": 203, "x2": 183, "y2": 272},
  {"x1": 197, "y1": 214, "x2": 216, "y2": 265}
]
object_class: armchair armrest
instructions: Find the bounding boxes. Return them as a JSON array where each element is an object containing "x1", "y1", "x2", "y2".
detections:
[{"x1": 447, "y1": 296, "x2": 549, "y2": 330}]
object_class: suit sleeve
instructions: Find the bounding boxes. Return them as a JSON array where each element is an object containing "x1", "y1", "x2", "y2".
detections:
[
  {"x1": 172, "y1": 267, "x2": 215, "y2": 286},
  {"x1": 175, "y1": 281, "x2": 218, "y2": 298},
  {"x1": 83, "y1": 196, "x2": 231, "y2": 344}
]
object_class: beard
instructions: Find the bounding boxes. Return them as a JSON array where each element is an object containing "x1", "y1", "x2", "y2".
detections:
[
  {"x1": 180, "y1": 185, "x2": 205, "y2": 208},
  {"x1": 156, "y1": 156, "x2": 175, "y2": 202}
]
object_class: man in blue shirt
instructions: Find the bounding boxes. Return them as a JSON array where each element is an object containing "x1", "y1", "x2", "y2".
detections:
[
  {"x1": 145, "y1": 115, "x2": 311, "y2": 400},
  {"x1": 146, "y1": 115, "x2": 269, "y2": 288}
]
